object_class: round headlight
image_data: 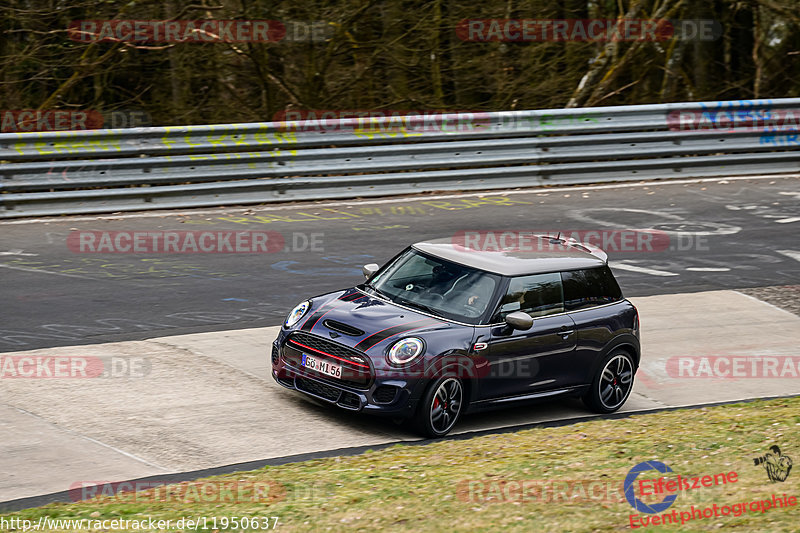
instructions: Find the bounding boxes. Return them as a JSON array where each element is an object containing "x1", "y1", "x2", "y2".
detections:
[
  {"x1": 284, "y1": 300, "x2": 311, "y2": 328},
  {"x1": 388, "y1": 337, "x2": 424, "y2": 366}
]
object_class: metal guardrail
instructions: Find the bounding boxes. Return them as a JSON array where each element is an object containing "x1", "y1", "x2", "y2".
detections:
[{"x1": 2, "y1": 99, "x2": 799, "y2": 218}]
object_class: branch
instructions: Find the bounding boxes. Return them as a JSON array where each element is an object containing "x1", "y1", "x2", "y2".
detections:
[
  {"x1": 584, "y1": 0, "x2": 683, "y2": 107},
  {"x1": 565, "y1": 0, "x2": 646, "y2": 108}
]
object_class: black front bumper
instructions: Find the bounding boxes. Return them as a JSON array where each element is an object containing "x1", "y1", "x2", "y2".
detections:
[{"x1": 271, "y1": 338, "x2": 422, "y2": 418}]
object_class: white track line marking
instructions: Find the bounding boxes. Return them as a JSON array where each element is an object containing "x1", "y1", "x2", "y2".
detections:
[
  {"x1": 609, "y1": 261, "x2": 679, "y2": 277},
  {"x1": 686, "y1": 267, "x2": 731, "y2": 272},
  {"x1": 0, "y1": 262, "x2": 94, "y2": 279},
  {"x1": 10, "y1": 405, "x2": 169, "y2": 472},
  {"x1": 776, "y1": 250, "x2": 800, "y2": 263},
  {"x1": 0, "y1": 249, "x2": 38, "y2": 256},
  {"x1": 776, "y1": 217, "x2": 800, "y2": 224},
  {"x1": 1, "y1": 174, "x2": 798, "y2": 225}
]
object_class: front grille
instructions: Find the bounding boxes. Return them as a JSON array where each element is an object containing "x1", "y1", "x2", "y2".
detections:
[
  {"x1": 296, "y1": 377, "x2": 340, "y2": 402},
  {"x1": 284, "y1": 332, "x2": 373, "y2": 389},
  {"x1": 271, "y1": 345, "x2": 280, "y2": 365},
  {"x1": 323, "y1": 319, "x2": 365, "y2": 337},
  {"x1": 338, "y1": 391, "x2": 361, "y2": 409},
  {"x1": 289, "y1": 332, "x2": 369, "y2": 366},
  {"x1": 373, "y1": 385, "x2": 398, "y2": 404}
]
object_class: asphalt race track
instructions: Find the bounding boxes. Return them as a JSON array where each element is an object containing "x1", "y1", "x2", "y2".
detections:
[
  {"x1": 2, "y1": 290, "x2": 800, "y2": 506},
  {"x1": 1, "y1": 175, "x2": 799, "y2": 352},
  {"x1": 2, "y1": 174, "x2": 800, "y2": 506}
]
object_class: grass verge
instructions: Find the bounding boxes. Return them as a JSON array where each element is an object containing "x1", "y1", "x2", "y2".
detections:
[{"x1": 2, "y1": 397, "x2": 799, "y2": 532}]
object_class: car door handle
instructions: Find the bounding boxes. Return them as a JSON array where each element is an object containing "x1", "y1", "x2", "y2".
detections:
[{"x1": 559, "y1": 326, "x2": 574, "y2": 337}]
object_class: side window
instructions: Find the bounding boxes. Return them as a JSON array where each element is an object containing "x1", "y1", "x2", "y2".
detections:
[
  {"x1": 494, "y1": 272, "x2": 564, "y2": 321},
  {"x1": 561, "y1": 266, "x2": 622, "y2": 311}
]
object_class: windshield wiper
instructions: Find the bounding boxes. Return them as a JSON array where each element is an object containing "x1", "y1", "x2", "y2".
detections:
[
  {"x1": 395, "y1": 297, "x2": 445, "y2": 318},
  {"x1": 365, "y1": 285, "x2": 445, "y2": 318}
]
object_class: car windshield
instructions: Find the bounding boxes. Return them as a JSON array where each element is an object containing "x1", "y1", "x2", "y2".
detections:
[{"x1": 365, "y1": 248, "x2": 499, "y2": 324}]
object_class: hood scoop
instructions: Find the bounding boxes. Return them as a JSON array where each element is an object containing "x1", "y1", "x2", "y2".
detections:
[{"x1": 323, "y1": 319, "x2": 365, "y2": 337}]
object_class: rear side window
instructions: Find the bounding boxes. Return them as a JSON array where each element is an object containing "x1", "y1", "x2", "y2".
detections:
[
  {"x1": 561, "y1": 266, "x2": 622, "y2": 311},
  {"x1": 493, "y1": 272, "x2": 564, "y2": 321}
]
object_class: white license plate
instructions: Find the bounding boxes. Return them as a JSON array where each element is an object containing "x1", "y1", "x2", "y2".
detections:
[{"x1": 301, "y1": 353, "x2": 342, "y2": 379}]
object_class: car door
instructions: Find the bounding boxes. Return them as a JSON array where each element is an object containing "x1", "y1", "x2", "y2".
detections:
[{"x1": 477, "y1": 272, "x2": 578, "y2": 401}]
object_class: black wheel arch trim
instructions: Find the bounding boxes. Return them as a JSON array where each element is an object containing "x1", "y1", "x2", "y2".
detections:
[
  {"x1": 589, "y1": 333, "x2": 641, "y2": 381},
  {"x1": 412, "y1": 355, "x2": 478, "y2": 411}
]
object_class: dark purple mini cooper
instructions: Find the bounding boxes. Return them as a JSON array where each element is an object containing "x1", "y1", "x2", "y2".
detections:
[{"x1": 272, "y1": 235, "x2": 640, "y2": 437}]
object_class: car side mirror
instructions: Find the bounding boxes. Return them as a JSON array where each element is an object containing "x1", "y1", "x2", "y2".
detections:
[
  {"x1": 362, "y1": 263, "x2": 379, "y2": 279},
  {"x1": 505, "y1": 311, "x2": 534, "y2": 331}
]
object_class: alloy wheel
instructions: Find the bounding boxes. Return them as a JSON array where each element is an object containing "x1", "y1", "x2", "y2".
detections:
[
  {"x1": 598, "y1": 354, "x2": 633, "y2": 409},
  {"x1": 429, "y1": 378, "x2": 462, "y2": 434}
]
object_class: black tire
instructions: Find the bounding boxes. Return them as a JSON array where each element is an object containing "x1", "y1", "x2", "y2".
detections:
[
  {"x1": 583, "y1": 350, "x2": 635, "y2": 413},
  {"x1": 413, "y1": 375, "x2": 464, "y2": 438}
]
